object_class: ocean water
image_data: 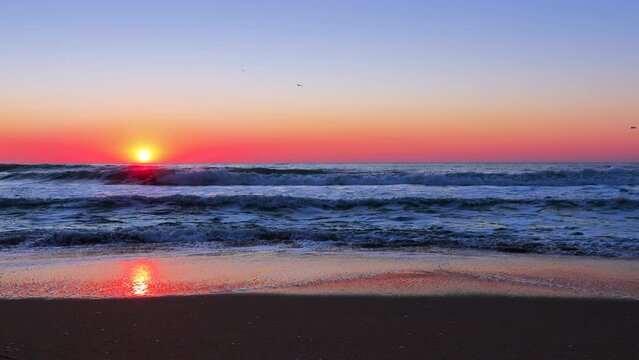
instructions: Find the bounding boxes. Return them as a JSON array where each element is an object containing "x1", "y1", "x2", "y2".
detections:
[{"x1": 1, "y1": 163, "x2": 638, "y2": 257}]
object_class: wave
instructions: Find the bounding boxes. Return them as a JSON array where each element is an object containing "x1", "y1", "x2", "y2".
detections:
[
  {"x1": 2, "y1": 165, "x2": 639, "y2": 186},
  {"x1": 1, "y1": 224, "x2": 636, "y2": 257},
  {"x1": 2, "y1": 194, "x2": 639, "y2": 211}
]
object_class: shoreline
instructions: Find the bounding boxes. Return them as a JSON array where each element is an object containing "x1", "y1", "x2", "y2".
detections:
[
  {"x1": 1, "y1": 294, "x2": 637, "y2": 359},
  {"x1": 1, "y1": 250, "x2": 638, "y2": 299}
]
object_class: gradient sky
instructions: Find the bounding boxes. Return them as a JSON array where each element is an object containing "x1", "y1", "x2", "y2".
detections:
[{"x1": 1, "y1": 0, "x2": 638, "y2": 163}]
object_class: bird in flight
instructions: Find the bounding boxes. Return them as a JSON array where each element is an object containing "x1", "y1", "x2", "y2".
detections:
[
  {"x1": 241, "y1": 69, "x2": 246, "y2": 72},
  {"x1": 297, "y1": 83, "x2": 304, "y2": 87},
  {"x1": 632, "y1": 126, "x2": 637, "y2": 129}
]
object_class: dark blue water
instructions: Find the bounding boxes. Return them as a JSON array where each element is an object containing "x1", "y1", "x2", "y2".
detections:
[{"x1": 1, "y1": 163, "x2": 638, "y2": 257}]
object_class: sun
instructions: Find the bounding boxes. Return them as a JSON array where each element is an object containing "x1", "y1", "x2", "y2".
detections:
[{"x1": 136, "y1": 149, "x2": 152, "y2": 163}]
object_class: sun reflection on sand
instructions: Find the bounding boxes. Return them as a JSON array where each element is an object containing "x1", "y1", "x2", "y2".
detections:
[{"x1": 130, "y1": 263, "x2": 153, "y2": 296}]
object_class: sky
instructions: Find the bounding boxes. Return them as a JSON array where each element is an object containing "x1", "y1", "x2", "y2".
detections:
[{"x1": 0, "y1": 0, "x2": 638, "y2": 163}]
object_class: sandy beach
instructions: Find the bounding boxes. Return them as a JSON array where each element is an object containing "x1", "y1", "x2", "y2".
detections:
[{"x1": 0, "y1": 250, "x2": 638, "y2": 359}]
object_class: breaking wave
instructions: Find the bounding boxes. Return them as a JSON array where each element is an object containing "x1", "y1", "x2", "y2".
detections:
[
  {"x1": 1, "y1": 223, "x2": 636, "y2": 257},
  {"x1": 2, "y1": 165, "x2": 639, "y2": 186}
]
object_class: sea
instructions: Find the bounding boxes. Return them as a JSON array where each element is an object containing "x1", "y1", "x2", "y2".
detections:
[{"x1": 1, "y1": 163, "x2": 638, "y2": 258}]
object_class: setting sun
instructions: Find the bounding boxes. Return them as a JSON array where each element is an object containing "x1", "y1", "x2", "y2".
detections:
[{"x1": 136, "y1": 149, "x2": 152, "y2": 163}]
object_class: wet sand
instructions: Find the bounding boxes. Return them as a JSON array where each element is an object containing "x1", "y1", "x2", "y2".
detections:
[
  {"x1": 1, "y1": 250, "x2": 638, "y2": 299},
  {"x1": 1, "y1": 294, "x2": 637, "y2": 359}
]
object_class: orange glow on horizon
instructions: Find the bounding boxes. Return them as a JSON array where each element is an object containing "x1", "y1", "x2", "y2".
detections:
[{"x1": 1, "y1": 100, "x2": 638, "y2": 163}]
